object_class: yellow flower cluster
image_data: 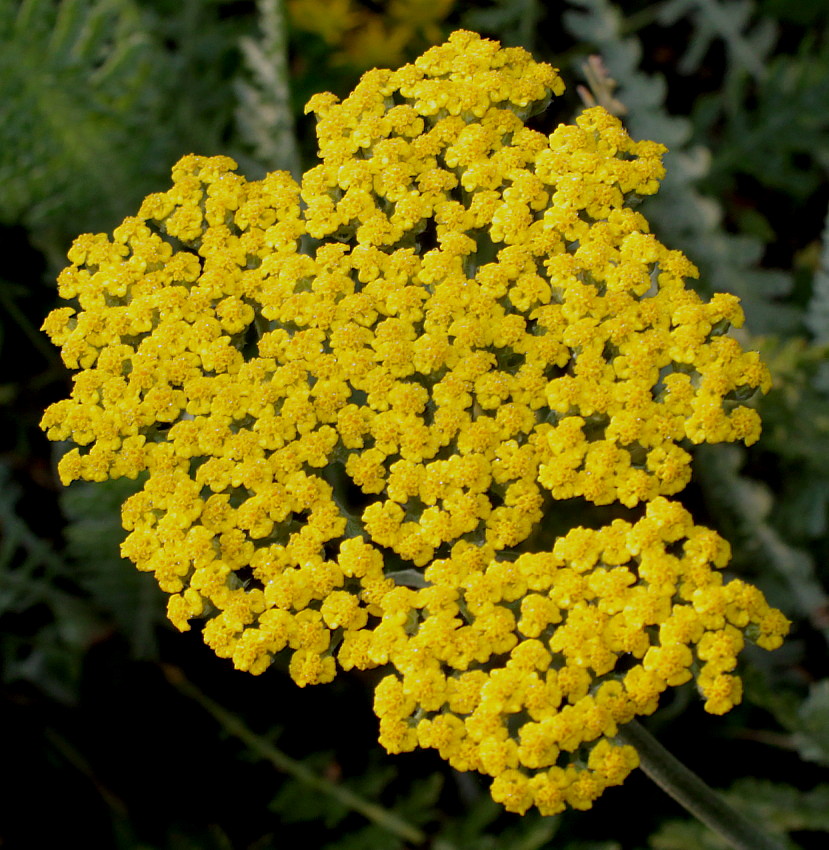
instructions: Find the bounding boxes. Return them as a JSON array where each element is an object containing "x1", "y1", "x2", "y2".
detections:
[
  {"x1": 370, "y1": 496, "x2": 788, "y2": 814},
  {"x1": 41, "y1": 31, "x2": 788, "y2": 814},
  {"x1": 288, "y1": 0, "x2": 454, "y2": 70}
]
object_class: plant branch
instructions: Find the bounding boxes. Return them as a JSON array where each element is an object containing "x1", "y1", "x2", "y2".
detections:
[{"x1": 162, "y1": 665, "x2": 426, "y2": 845}]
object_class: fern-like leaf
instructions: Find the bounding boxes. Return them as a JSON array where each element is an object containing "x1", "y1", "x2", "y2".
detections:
[
  {"x1": 703, "y1": 46, "x2": 829, "y2": 200},
  {"x1": 657, "y1": 0, "x2": 776, "y2": 82},
  {"x1": 0, "y1": 0, "x2": 169, "y2": 232},
  {"x1": 695, "y1": 444, "x2": 829, "y2": 648},
  {"x1": 563, "y1": 0, "x2": 798, "y2": 334}
]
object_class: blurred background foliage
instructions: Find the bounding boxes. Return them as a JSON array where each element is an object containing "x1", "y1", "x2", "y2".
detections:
[{"x1": 2, "y1": 0, "x2": 829, "y2": 847}]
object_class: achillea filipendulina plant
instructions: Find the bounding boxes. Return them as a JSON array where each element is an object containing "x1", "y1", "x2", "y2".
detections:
[{"x1": 42, "y1": 31, "x2": 789, "y2": 821}]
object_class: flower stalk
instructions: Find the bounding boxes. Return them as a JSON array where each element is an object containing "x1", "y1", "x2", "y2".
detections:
[{"x1": 618, "y1": 720, "x2": 786, "y2": 850}]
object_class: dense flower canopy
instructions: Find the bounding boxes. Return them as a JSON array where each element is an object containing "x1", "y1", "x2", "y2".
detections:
[{"x1": 42, "y1": 31, "x2": 788, "y2": 815}]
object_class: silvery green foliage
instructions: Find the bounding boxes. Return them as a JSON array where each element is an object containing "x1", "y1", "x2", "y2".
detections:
[
  {"x1": 234, "y1": 0, "x2": 301, "y2": 178},
  {"x1": 695, "y1": 445, "x2": 829, "y2": 649},
  {"x1": 698, "y1": 44, "x2": 829, "y2": 203},
  {"x1": 657, "y1": 0, "x2": 776, "y2": 83},
  {"x1": 562, "y1": 0, "x2": 797, "y2": 335},
  {"x1": 790, "y1": 680, "x2": 829, "y2": 768}
]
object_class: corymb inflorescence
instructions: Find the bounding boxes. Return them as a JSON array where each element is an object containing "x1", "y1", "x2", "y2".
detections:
[{"x1": 42, "y1": 31, "x2": 788, "y2": 815}]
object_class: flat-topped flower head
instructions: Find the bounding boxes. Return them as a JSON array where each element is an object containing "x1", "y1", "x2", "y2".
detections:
[{"x1": 41, "y1": 31, "x2": 787, "y2": 814}]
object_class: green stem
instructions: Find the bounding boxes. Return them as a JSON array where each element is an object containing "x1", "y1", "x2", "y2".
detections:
[
  {"x1": 617, "y1": 720, "x2": 786, "y2": 850},
  {"x1": 162, "y1": 665, "x2": 426, "y2": 846}
]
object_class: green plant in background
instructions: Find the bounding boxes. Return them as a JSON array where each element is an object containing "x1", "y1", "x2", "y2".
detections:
[
  {"x1": 5, "y1": 0, "x2": 829, "y2": 847},
  {"x1": 38, "y1": 27, "x2": 794, "y2": 845},
  {"x1": 0, "y1": 0, "x2": 158, "y2": 233},
  {"x1": 0, "y1": 0, "x2": 261, "y2": 260},
  {"x1": 287, "y1": 0, "x2": 454, "y2": 70}
]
